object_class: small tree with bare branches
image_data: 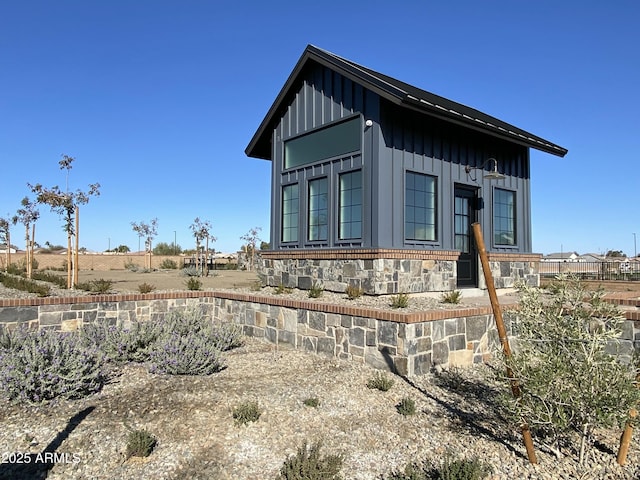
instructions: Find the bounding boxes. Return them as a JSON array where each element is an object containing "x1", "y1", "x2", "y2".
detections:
[
  {"x1": 0, "y1": 216, "x2": 12, "y2": 271},
  {"x1": 190, "y1": 218, "x2": 216, "y2": 276},
  {"x1": 29, "y1": 155, "x2": 100, "y2": 288},
  {"x1": 240, "y1": 227, "x2": 262, "y2": 271},
  {"x1": 12, "y1": 197, "x2": 40, "y2": 278},
  {"x1": 131, "y1": 218, "x2": 158, "y2": 270}
]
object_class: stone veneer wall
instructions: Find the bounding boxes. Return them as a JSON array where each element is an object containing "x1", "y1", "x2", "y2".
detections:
[
  {"x1": 1, "y1": 290, "x2": 638, "y2": 375},
  {"x1": 258, "y1": 249, "x2": 460, "y2": 295},
  {"x1": 258, "y1": 249, "x2": 543, "y2": 294}
]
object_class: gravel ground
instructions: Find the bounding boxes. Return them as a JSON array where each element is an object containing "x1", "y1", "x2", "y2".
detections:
[
  {"x1": 0, "y1": 337, "x2": 638, "y2": 480},
  {"x1": 1, "y1": 279, "x2": 639, "y2": 479}
]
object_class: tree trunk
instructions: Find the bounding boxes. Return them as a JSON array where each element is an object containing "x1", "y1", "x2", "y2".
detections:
[
  {"x1": 205, "y1": 237, "x2": 209, "y2": 277},
  {"x1": 67, "y1": 231, "x2": 72, "y2": 288},
  {"x1": 74, "y1": 207, "x2": 79, "y2": 288}
]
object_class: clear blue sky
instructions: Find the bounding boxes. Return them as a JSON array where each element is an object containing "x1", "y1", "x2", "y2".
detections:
[{"x1": 1, "y1": 1, "x2": 638, "y2": 255}]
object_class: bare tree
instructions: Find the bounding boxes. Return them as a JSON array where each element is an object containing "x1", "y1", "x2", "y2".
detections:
[
  {"x1": 30, "y1": 155, "x2": 100, "y2": 288},
  {"x1": 240, "y1": 227, "x2": 262, "y2": 271},
  {"x1": 190, "y1": 218, "x2": 215, "y2": 276},
  {"x1": 131, "y1": 218, "x2": 158, "y2": 270},
  {"x1": 12, "y1": 197, "x2": 40, "y2": 278},
  {"x1": 0, "y1": 216, "x2": 11, "y2": 271}
]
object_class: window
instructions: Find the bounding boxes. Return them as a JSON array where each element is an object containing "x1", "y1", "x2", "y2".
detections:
[
  {"x1": 338, "y1": 170, "x2": 362, "y2": 239},
  {"x1": 281, "y1": 184, "x2": 299, "y2": 243},
  {"x1": 284, "y1": 117, "x2": 361, "y2": 169},
  {"x1": 308, "y1": 178, "x2": 328, "y2": 241},
  {"x1": 405, "y1": 172, "x2": 437, "y2": 241},
  {"x1": 494, "y1": 188, "x2": 516, "y2": 245}
]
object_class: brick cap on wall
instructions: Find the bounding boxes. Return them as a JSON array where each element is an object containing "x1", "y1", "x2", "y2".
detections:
[{"x1": 260, "y1": 248, "x2": 461, "y2": 261}]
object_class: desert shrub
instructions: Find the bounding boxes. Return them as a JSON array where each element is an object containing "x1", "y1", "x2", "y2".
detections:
[
  {"x1": 275, "y1": 284, "x2": 292, "y2": 294},
  {"x1": 277, "y1": 441, "x2": 343, "y2": 480},
  {"x1": 185, "y1": 277, "x2": 202, "y2": 290},
  {"x1": 138, "y1": 282, "x2": 155, "y2": 293},
  {"x1": 159, "y1": 258, "x2": 178, "y2": 270},
  {"x1": 125, "y1": 429, "x2": 156, "y2": 459},
  {"x1": 81, "y1": 322, "x2": 161, "y2": 364},
  {"x1": 233, "y1": 401, "x2": 261, "y2": 425},
  {"x1": 495, "y1": 276, "x2": 640, "y2": 463},
  {"x1": 0, "y1": 272, "x2": 51, "y2": 296},
  {"x1": 92, "y1": 278, "x2": 114, "y2": 293},
  {"x1": 182, "y1": 266, "x2": 201, "y2": 277},
  {"x1": 366, "y1": 371, "x2": 394, "y2": 391},
  {"x1": 396, "y1": 397, "x2": 416, "y2": 416},
  {"x1": 148, "y1": 331, "x2": 225, "y2": 375},
  {"x1": 6, "y1": 263, "x2": 24, "y2": 275},
  {"x1": 0, "y1": 329, "x2": 107, "y2": 404},
  {"x1": 250, "y1": 280, "x2": 264, "y2": 292},
  {"x1": 440, "y1": 290, "x2": 462, "y2": 304},
  {"x1": 31, "y1": 270, "x2": 67, "y2": 289},
  {"x1": 308, "y1": 282, "x2": 324, "y2": 298},
  {"x1": 385, "y1": 454, "x2": 492, "y2": 480},
  {"x1": 303, "y1": 397, "x2": 320, "y2": 408},
  {"x1": 390, "y1": 293, "x2": 409, "y2": 308},
  {"x1": 345, "y1": 284, "x2": 363, "y2": 300},
  {"x1": 15, "y1": 257, "x2": 38, "y2": 271},
  {"x1": 224, "y1": 262, "x2": 238, "y2": 270},
  {"x1": 124, "y1": 258, "x2": 139, "y2": 272},
  {"x1": 160, "y1": 307, "x2": 243, "y2": 351}
]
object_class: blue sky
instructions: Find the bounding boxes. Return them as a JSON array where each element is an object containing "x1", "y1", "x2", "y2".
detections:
[{"x1": 1, "y1": 1, "x2": 638, "y2": 255}]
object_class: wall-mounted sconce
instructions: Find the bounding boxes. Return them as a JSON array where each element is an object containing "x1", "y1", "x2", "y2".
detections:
[
  {"x1": 364, "y1": 119, "x2": 373, "y2": 127},
  {"x1": 464, "y1": 158, "x2": 506, "y2": 182}
]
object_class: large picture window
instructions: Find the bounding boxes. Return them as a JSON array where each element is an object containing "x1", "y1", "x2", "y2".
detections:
[
  {"x1": 405, "y1": 172, "x2": 437, "y2": 241},
  {"x1": 281, "y1": 184, "x2": 299, "y2": 243},
  {"x1": 284, "y1": 117, "x2": 361, "y2": 169},
  {"x1": 338, "y1": 170, "x2": 362, "y2": 240},
  {"x1": 308, "y1": 178, "x2": 328, "y2": 241},
  {"x1": 494, "y1": 188, "x2": 516, "y2": 245}
]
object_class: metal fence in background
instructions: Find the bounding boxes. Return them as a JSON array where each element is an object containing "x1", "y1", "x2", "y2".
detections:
[{"x1": 539, "y1": 261, "x2": 640, "y2": 281}]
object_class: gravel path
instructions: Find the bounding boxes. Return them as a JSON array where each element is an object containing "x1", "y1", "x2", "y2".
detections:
[{"x1": 0, "y1": 337, "x2": 638, "y2": 480}]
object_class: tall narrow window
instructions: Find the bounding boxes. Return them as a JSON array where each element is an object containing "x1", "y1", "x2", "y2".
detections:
[
  {"x1": 405, "y1": 172, "x2": 437, "y2": 241},
  {"x1": 308, "y1": 178, "x2": 328, "y2": 241},
  {"x1": 339, "y1": 170, "x2": 362, "y2": 240},
  {"x1": 281, "y1": 184, "x2": 299, "y2": 243},
  {"x1": 494, "y1": 188, "x2": 516, "y2": 245}
]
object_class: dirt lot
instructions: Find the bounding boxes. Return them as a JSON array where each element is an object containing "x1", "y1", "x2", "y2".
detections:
[{"x1": 75, "y1": 269, "x2": 260, "y2": 293}]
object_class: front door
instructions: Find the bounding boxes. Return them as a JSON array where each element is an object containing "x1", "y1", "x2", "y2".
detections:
[{"x1": 454, "y1": 185, "x2": 478, "y2": 288}]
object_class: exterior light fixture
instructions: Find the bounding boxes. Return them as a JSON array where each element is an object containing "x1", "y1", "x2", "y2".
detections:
[{"x1": 465, "y1": 157, "x2": 506, "y2": 181}]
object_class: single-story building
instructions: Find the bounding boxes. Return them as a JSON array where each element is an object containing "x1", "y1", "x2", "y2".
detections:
[{"x1": 246, "y1": 45, "x2": 567, "y2": 294}]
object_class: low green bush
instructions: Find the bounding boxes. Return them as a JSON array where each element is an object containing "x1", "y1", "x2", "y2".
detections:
[
  {"x1": 303, "y1": 397, "x2": 320, "y2": 408},
  {"x1": 441, "y1": 290, "x2": 462, "y2": 304},
  {"x1": 0, "y1": 328, "x2": 107, "y2": 404},
  {"x1": 366, "y1": 371, "x2": 394, "y2": 392},
  {"x1": 308, "y1": 282, "x2": 324, "y2": 298},
  {"x1": 31, "y1": 270, "x2": 67, "y2": 289},
  {"x1": 149, "y1": 332, "x2": 225, "y2": 375},
  {"x1": 276, "y1": 441, "x2": 343, "y2": 480},
  {"x1": 185, "y1": 277, "x2": 202, "y2": 290},
  {"x1": 233, "y1": 401, "x2": 261, "y2": 425},
  {"x1": 138, "y1": 282, "x2": 155, "y2": 293},
  {"x1": 385, "y1": 454, "x2": 492, "y2": 480},
  {"x1": 125, "y1": 429, "x2": 156, "y2": 459},
  {"x1": 390, "y1": 293, "x2": 409, "y2": 308},
  {"x1": 0, "y1": 272, "x2": 51, "y2": 296},
  {"x1": 159, "y1": 258, "x2": 178, "y2": 270},
  {"x1": 345, "y1": 284, "x2": 363, "y2": 300},
  {"x1": 396, "y1": 397, "x2": 416, "y2": 416}
]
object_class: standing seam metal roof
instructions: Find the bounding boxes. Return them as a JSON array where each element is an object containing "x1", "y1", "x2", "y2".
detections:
[{"x1": 246, "y1": 45, "x2": 568, "y2": 160}]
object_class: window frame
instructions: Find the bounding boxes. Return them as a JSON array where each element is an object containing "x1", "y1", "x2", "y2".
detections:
[
  {"x1": 493, "y1": 187, "x2": 517, "y2": 247},
  {"x1": 337, "y1": 169, "x2": 363, "y2": 241},
  {"x1": 307, "y1": 176, "x2": 329, "y2": 243},
  {"x1": 281, "y1": 183, "x2": 300, "y2": 244},
  {"x1": 404, "y1": 170, "x2": 438, "y2": 243}
]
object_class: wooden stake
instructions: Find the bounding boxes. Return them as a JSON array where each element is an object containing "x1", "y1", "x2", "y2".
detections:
[{"x1": 472, "y1": 222, "x2": 538, "y2": 464}]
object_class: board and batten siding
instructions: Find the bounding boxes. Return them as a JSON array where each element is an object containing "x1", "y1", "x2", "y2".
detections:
[{"x1": 374, "y1": 102, "x2": 533, "y2": 253}]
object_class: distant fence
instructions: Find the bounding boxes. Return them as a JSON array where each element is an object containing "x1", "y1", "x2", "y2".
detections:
[{"x1": 540, "y1": 261, "x2": 640, "y2": 281}]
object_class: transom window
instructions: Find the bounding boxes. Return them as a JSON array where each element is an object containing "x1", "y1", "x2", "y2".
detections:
[
  {"x1": 308, "y1": 178, "x2": 328, "y2": 241},
  {"x1": 281, "y1": 184, "x2": 299, "y2": 243},
  {"x1": 284, "y1": 117, "x2": 361, "y2": 169},
  {"x1": 494, "y1": 188, "x2": 516, "y2": 246},
  {"x1": 338, "y1": 170, "x2": 362, "y2": 240},
  {"x1": 405, "y1": 172, "x2": 437, "y2": 241}
]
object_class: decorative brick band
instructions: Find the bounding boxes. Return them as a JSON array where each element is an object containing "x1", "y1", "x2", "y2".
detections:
[
  {"x1": 487, "y1": 252, "x2": 542, "y2": 262},
  {"x1": 0, "y1": 291, "x2": 217, "y2": 308},
  {"x1": 261, "y1": 248, "x2": 461, "y2": 261}
]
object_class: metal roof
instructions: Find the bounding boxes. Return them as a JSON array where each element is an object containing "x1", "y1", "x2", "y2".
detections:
[{"x1": 246, "y1": 45, "x2": 568, "y2": 160}]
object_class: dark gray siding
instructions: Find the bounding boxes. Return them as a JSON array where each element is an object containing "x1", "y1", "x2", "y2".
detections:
[{"x1": 375, "y1": 102, "x2": 532, "y2": 253}]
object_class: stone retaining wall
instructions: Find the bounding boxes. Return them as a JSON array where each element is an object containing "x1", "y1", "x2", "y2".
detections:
[{"x1": 1, "y1": 290, "x2": 638, "y2": 375}]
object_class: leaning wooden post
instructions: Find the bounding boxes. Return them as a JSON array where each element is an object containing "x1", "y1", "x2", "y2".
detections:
[
  {"x1": 472, "y1": 222, "x2": 538, "y2": 464},
  {"x1": 616, "y1": 370, "x2": 640, "y2": 465}
]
